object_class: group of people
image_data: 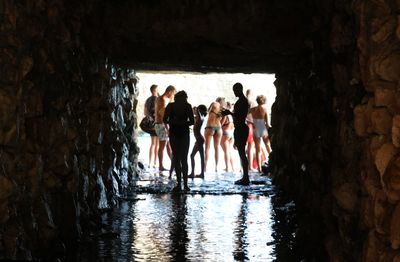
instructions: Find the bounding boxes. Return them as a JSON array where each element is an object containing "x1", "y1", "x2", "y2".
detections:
[{"x1": 143, "y1": 83, "x2": 271, "y2": 192}]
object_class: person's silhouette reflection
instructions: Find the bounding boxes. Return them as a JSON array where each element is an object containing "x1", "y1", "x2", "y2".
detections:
[
  {"x1": 168, "y1": 195, "x2": 189, "y2": 260},
  {"x1": 233, "y1": 194, "x2": 249, "y2": 261}
]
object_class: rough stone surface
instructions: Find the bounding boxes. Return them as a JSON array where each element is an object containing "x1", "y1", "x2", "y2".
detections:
[
  {"x1": 0, "y1": 0, "x2": 399, "y2": 261},
  {"x1": 0, "y1": 1, "x2": 138, "y2": 260}
]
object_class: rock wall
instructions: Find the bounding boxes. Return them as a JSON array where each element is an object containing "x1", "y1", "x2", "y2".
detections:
[
  {"x1": 269, "y1": 0, "x2": 366, "y2": 260},
  {"x1": 353, "y1": 0, "x2": 400, "y2": 260},
  {"x1": 0, "y1": 1, "x2": 138, "y2": 260}
]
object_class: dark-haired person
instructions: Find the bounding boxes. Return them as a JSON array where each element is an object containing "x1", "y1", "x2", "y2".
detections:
[
  {"x1": 164, "y1": 91, "x2": 194, "y2": 192},
  {"x1": 189, "y1": 104, "x2": 208, "y2": 178},
  {"x1": 250, "y1": 95, "x2": 272, "y2": 172},
  {"x1": 144, "y1": 84, "x2": 159, "y2": 169},
  {"x1": 222, "y1": 83, "x2": 250, "y2": 185},
  {"x1": 155, "y1": 85, "x2": 176, "y2": 171}
]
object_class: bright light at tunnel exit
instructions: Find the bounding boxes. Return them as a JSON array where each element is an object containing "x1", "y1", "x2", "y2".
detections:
[{"x1": 135, "y1": 71, "x2": 276, "y2": 123}]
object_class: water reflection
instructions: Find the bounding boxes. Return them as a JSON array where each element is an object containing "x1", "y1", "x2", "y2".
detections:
[
  {"x1": 233, "y1": 195, "x2": 248, "y2": 261},
  {"x1": 167, "y1": 195, "x2": 188, "y2": 260},
  {"x1": 79, "y1": 193, "x2": 275, "y2": 261}
]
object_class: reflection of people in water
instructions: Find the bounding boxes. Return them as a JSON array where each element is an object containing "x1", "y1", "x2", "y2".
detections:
[
  {"x1": 233, "y1": 195, "x2": 249, "y2": 261},
  {"x1": 189, "y1": 105, "x2": 208, "y2": 178},
  {"x1": 168, "y1": 195, "x2": 189, "y2": 260},
  {"x1": 163, "y1": 91, "x2": 194, "y2": 192},
  {"x1": 222, "y1": 83, "x2": 250, "y2": 185}
]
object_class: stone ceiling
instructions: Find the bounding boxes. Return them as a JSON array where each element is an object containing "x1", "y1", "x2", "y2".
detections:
[{"x1": 85, "y1": 0, "x2": 316, "y2": 72}]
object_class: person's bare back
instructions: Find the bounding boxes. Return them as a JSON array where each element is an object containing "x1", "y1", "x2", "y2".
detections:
[
  {"x1": 155, "y1": 95, "x2": 170, "y2": 123},
  {"x1": 250, "y1": 105, "x2": 267, "y2": 120}
]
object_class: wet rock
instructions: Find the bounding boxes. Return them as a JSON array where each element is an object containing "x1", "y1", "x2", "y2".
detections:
[
  {"x1": 390, "y1": 203, "x2": 400, "y2": 249},
  {"x1": 396, "y1": 16, "x2": 400, "y2": 41},
  {"x1": 374, "y1": 53, "x2": 400, "y2": 82},
  {"x1": 0, "y1": 176, "x2": 13, "y2": 199},
  {"x1": 392, "y1": 116, "x2": 400, "y2": 147},
  {"x1": 375, "y1": 89, "x2": 396, "y2": 108},
  {"x1": 354, "y1": 104, "x2": 368, "y2": 137},
  {"x1": 364, "y1": 230, "x2": 379, "y2": 262},
  {"x1": 372, "y1": 16, "x2": 396, "y2": 43},
  {"x1": 333, "y1": 183, "x2": 358, "y2": 211},
  {"x1": 19, "y1": 56, "x2": 33, "y2": 79},
  {"x1": 374, "y1": 190, "x2": 388, "y2": 234},
  {"x1": 375, "y1": 143, "x2": 397, "y2": 177},
  {"x1": 370, "y1": 108, "x2": 392, "y2": 135},
  {"x1": 387, "y1": 157, "x2": 400, "y2": 191}
]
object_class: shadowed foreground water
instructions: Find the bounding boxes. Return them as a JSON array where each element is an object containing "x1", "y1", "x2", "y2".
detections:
[
  {"x1": 76, "y1": 135, "x2": 300, "y2": 261},
  {"x1": 79, "y1": 193, "x2": 274, "y2": 261}
]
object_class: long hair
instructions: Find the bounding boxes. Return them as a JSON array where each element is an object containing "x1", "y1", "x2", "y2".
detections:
[{"x1": 174, "y1": 90, "x2": 188, "y2": 103}]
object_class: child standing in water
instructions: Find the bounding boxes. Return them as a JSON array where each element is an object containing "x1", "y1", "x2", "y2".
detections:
[{"x1": 189, "y1": 105, "x2": 208, "y2": 178}]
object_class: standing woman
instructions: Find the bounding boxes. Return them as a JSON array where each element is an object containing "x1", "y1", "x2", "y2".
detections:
[
  {"x1": 220, "y1": 101, "x2": 235, "y2": 172},
  {"x1": 250, "y1": 95, "x2": 272, "y2": 172},
  {"x1": 204, "y1": 101, "x2": 223, "y2": 172},
  {"x1": 163, "y1": 91, "x2": 194, "y2": 192}
]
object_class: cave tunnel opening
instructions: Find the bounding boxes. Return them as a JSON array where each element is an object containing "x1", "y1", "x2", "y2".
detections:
[
  {"x1": 135, "y1": 71, "x2": 276, "y2": 174},
  {"x1": 4, "y1": 0, "x2": 398, "y2": 261}
]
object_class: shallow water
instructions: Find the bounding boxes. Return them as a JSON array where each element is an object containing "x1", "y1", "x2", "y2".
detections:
[
  {"x1": 76, "y1": 135, "x2": 291, "y2": 261},
  {"x1": 79, "y1": 193, "x2": 275, "y2": 262}
]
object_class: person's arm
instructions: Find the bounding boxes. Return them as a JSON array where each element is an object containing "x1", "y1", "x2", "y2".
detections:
[
  {"x1": 187, "y1": 104, "x2": 195, "y2": 126},
  {"x1": 221, "y1": 108, "x2": 233, "y2": 116},
  {"x1": 264, "y1": 105, "x2": 271, "y2": 129},
  {"x1": 144, "y1": 105, "x2": 150, "y2": 117},
  {"x1": 163, "y1": 104, "x2": 171, "y2": 124}
]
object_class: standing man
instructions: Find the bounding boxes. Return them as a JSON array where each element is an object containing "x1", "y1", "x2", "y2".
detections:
[
  {"x1": 154, "y1": 85, "x2": 176, "y2": 171},
  {"x1": 223, "y1": 83, "x2": 250, "y2": 185},
  {"x1": 144, "y1": 84, "x2": 159, "y2": 169}
]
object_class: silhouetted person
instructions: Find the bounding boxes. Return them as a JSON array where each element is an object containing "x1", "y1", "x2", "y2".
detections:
[
  {"x1": 164, "y1": 91, "x2": 194, "y2": 192},
  {"x1": 189, "y1": 104, "x2": 208, "y2": 178},
  {"x1": 144, "y1": 84, "x2": 159, "y2": 169},
  {"x1": 223, "y1": 83, "x2": 250, "y2": 185}
]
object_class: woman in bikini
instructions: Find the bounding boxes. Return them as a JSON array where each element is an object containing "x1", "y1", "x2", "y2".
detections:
[
  {"x1": 250, "y1": 95, "x2": 272, "y2": 172},
  {"x1": 204, "y1": 100, "x2": 223, "y2": 172},
  {"x1": 220, "y1": 101, "x2": 235, "y2": 172}
]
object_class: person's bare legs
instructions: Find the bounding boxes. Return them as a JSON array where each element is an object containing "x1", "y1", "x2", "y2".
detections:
[
  {"x1": 154, "y1": 138, "x2": 159, "y2": 167},
  {"x1": 149, "y1": 136, "x2": 158, "y2": 168},
  {"x1": 213, "y1": 130, "x2": 222, "y2": 172},
  {"x1": 221, "y1": 136, "x2": 231, "y2": 172},
  {"x1": 263, "y1": 136, "x2": 272, "y2": 154},
  {"x1": 198, "y1": 142, "x2": 205, "y2": 177},
  {"x1": 158, "y1": 140, "x2": 167, "y2": 170},
  {"x1": 254, "y1": 137, "x2": 262, "y2": 172},
  {"x1": 247, "y1": 140, "x2": 256, "y2": 171},
  {"x1": 190, "y1": 142, "x2": 199, "y2": 177},
  {"x1": 204, "y1": 129, "x2": 213, "y2": 172},
  {"x1": 229, "y1": 138, "x2": 235, "y2": 172}
]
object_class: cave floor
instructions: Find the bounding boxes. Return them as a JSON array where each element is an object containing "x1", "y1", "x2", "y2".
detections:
[{"x1": 76, "y1": 169, "x2": 295, "y2": 261}]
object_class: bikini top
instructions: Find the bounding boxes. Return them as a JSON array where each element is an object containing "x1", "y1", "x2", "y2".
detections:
[{"x1": 210, "y1": 110, "x2": 222, "y2": 118}]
